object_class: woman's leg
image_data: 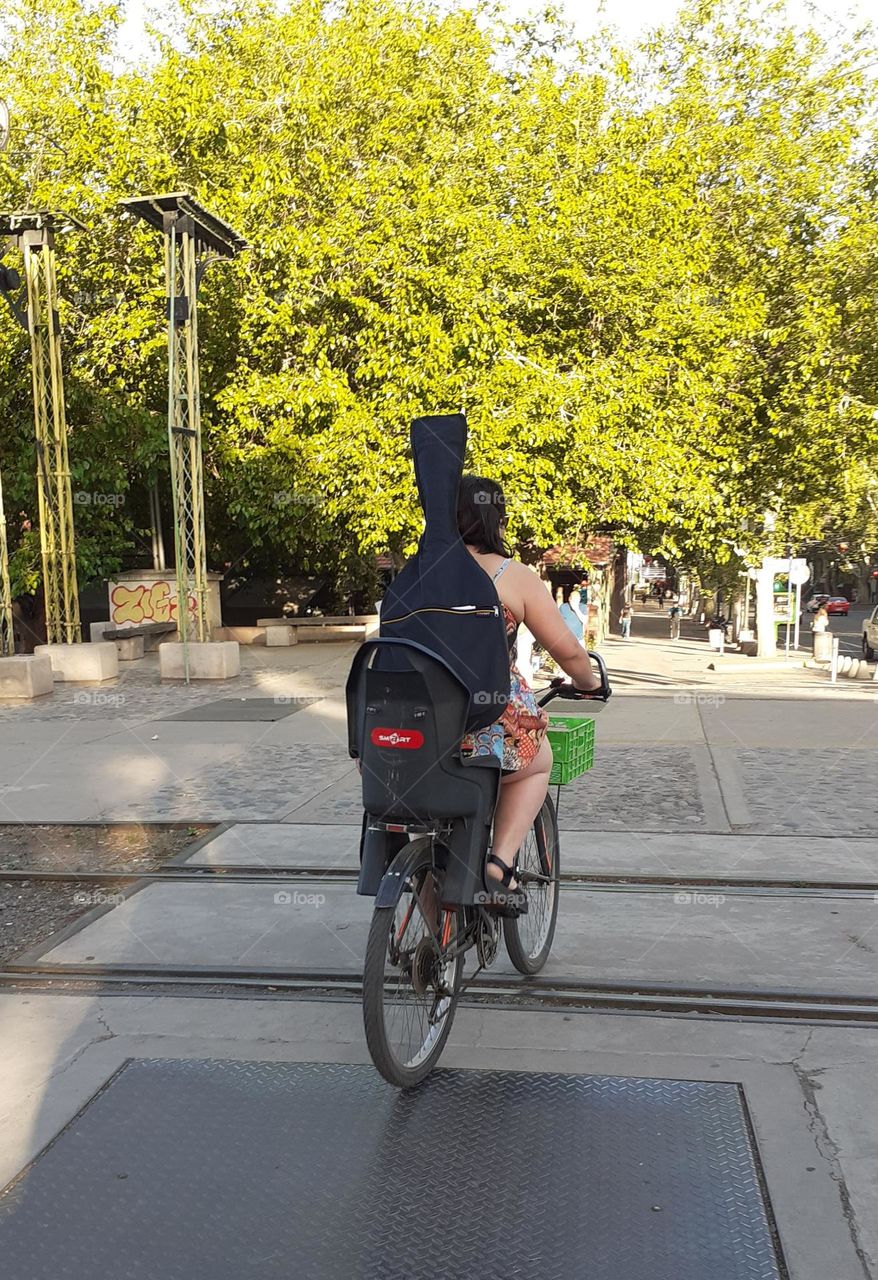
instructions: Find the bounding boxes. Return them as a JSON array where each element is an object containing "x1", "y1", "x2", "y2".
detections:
[{"x1": 486, "y1": 738, "x2": 553, "y2": 890}]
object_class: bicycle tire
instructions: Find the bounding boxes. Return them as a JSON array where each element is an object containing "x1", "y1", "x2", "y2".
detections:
[
  {"x1": 362, "y1": 837, "x2": 464, "y2": 1088},
  {"x1": 504, "y1": 794, "x2": 560, "y2": 975}
]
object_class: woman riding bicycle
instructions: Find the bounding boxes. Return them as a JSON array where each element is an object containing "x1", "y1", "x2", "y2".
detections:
[{"x1": 457, "y1": 476, "x2": 602, "y2": 904}]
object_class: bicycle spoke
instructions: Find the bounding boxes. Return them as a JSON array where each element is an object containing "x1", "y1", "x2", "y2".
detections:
[
  {"x1": 504, "y1": 801, "x2": 559, "y2": 973},
  {"x1": 379, "y1": 867, "x2": 459, "y2": 1070}
]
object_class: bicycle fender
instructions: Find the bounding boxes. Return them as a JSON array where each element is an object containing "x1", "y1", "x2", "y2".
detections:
[{"x1": 375, "y1": 841, "x2": 426, "y2": 909}]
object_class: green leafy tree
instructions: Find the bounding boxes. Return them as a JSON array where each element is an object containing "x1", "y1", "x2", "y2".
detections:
[{"x1": 0, "y1": 0, "x2": 875, "y2": 609}]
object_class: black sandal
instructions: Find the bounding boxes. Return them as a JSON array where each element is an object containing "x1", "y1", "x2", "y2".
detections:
[{"x1": 480, "y1": 854, "x2": 528, "y2": 916}]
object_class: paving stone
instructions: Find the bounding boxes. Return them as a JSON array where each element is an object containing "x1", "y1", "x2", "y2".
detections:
[
  {"x1": 557, "y1": 746, "x2": 706, "y2": 829},
  {"x1": 737, "y1": 749, "x2": 878, "y2": 836}
]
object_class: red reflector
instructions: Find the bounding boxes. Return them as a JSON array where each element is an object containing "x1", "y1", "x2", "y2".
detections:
[
  {"x1": 370, "y1": 727, "x2": 425, "y2": 750},
  {"x1": 386, "y1": 823, "x2": 406, "y2": 832}
]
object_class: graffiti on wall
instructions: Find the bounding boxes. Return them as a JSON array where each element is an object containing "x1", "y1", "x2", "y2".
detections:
[{"x1": 110, "y1": 580, "x2": 197, "y2": 626}]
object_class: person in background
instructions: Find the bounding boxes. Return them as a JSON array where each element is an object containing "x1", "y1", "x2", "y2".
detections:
[
  {"x1": 620, "y1": 603, "x2": 632, "y2": 640},
  {"x1": 811, "y1": 604, "x2": 829, "y2": 637},
  {"x1": 558, "y1": 589, "x2": 585, "y2": 643},
  {"x1": 516, "y1": 621, "x2": 536, "y2": 679},
  {"x1": 668, "y1": 601, "x2": 682, "y2": 640},
  {"x1": 569, "y1": 587, "x2": 588, "y2": 637}
]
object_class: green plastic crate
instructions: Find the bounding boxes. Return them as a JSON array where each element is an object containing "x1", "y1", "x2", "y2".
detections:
[{"x1": 547, "y1": 715, "x2": 596, "y2": 785}]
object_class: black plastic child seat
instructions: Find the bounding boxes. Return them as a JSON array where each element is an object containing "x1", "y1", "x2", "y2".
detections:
[{"x1": 346, "y1": 637, "x2": 501, "y2": 906}]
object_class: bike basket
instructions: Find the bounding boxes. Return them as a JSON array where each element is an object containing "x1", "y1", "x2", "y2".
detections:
[{"x1": 546, "y1": 716, "x2": 596, "y2": 785}]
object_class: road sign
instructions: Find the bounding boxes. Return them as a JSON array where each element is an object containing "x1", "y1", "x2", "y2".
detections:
[{"x1": 763, "y1": 556, "x2": 810, "y2": 585}]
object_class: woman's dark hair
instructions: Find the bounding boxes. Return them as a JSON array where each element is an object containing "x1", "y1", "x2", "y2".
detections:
[{"x1": 457, "y1": 474, "x2": 511, "y2": 556}]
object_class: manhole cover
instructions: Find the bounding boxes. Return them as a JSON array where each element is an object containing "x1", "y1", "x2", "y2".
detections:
[
  {"x1": 160, "y1": 697, "x2": 322, "y2": 722},
  {"x1": 0, "y1": 1060, "x2": 784, "y2": 1280}
]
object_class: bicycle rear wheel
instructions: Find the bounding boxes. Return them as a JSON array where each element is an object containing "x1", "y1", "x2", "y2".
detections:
[
  {"x1": 504, "y1": 795, "x2": 560, "y2": 975},
  {"x1": 362, "y1": 837, "x2": 464, "y2": 1088}
]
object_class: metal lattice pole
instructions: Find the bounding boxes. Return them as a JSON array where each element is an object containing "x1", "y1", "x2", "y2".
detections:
[
  {"x1": 23, "y1": 230, "x2": 81, "y2": 643},
  {"x1": 0, "y1": 467, "x2": 14, "y2": 655},
  {"x1": 123, "y1": 194, "x2": 247, "y2": 681},
  {"x1": 1, "y1": 213, "x2": 84, "y2": 646},
  {"x1": 164, "y1": 220, "x2": 210, "y2": 655}
]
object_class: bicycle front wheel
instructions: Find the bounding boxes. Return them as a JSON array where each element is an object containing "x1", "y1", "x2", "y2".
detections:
[
  {"x1": 504, "y1": 795, "x2": 560, "y2": 975},
  {"x1": 362, "y1": 838, "x2": 464, "y2": 1088}
]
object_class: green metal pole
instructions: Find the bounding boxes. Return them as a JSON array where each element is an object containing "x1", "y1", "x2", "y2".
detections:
[
  {"x1": 165, "y1": 220, "x2": 190, "y2": 683},
  {"x1": 0, "y1": 467, "x2": 14, "y2": 655}
]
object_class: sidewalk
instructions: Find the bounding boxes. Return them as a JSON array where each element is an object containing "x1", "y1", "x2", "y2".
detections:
[
  {"x1": 604, "y1": 605, "x2": 876, "y2": 697},
  {"x1": 0, "y1": 635, "x2": 876, "y2": 826}
]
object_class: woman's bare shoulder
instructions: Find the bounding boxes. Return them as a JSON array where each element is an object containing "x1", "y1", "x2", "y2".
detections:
[{"x1": 506, "y1": 560, "x2": 547, "y2": 592}]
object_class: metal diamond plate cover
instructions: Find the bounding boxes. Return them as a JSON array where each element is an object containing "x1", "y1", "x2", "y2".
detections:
[{"x1": 0, "y1": 1060, "x2": 784, "y2": 1280}]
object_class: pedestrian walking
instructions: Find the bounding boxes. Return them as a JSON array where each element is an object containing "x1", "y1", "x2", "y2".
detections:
[
  {"x1": 668, "y1": 602, "x2": 682, "y2": 640},
  {"x1": 558, "y1": 589, "x2": 585, "y2": 643},
  {"x1": 811, "y1": 605, "x2": 829, "y2": 635},
  {"x1": 809, "y1": 603, "x2": 830, "y2": 659},
  {"x1": 619, "y1": 604, "x2": 632, "y2": 640},
  {"x1": 569, "y1": 587, "x2": 588, "y2": 636}
]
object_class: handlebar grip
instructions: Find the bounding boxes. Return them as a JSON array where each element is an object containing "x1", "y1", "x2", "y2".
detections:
[
  {"x1": 539, "y1": 653, "x2": 612, "y2": 705},
  {"x1": 584, "y1": 650, "x2": 612, "y2": 701}
]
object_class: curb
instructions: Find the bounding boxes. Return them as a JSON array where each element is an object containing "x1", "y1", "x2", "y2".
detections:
[{"x1": 805, "y1": 657, "x2": 878, "y2": 681}]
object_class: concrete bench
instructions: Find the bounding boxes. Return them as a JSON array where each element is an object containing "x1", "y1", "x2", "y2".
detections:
[
  {"x1": 91, "y1": 620, "x2": 177, "y2": 657},
  {"x1": 35, "y1": 642, "x2": 119, "y2": 683},
  {"x1": 0, "y1": 654, "x2": 54, "y2": 699},
  {"x1": 257, "y1": 615, "x2": 378, "y2": 645},
  {"x1": 159, "y1": 640, "x2": 241, "y2": 680}
]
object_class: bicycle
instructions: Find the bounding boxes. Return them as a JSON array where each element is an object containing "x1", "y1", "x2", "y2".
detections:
[{"x1": 346, "y1": 639, "x2": 611, "y2": 1088}]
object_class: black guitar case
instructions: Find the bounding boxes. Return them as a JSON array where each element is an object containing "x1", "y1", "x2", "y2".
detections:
[{"x1": 378, "y1": 414, "x2": 510, "y2": 732}]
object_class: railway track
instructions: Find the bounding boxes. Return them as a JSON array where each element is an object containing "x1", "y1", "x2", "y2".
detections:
[
  {"x1": 0, "y1": 964, "x2": 876, "y2": 1024},
  {"x1": 2, "y1": 865, "x2": 877, "y2": 899},
  {"x1": 3, "y1": 865, "x2": 876, "y2": 1024}
]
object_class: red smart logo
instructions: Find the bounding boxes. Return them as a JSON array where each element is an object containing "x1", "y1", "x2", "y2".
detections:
[{"x1": 370, "y1": 728, "x2": 425, "y2": 750}]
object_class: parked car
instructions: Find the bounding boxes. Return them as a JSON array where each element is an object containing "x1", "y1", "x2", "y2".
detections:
[
  {"x1": 825, "y1": 597, "x2": 850, "y2": 616},
  {"x1": 863, "y1": 605, "x2": 878, "y2": 661},
  {"x1": 805, "y1": 594, "x2": 830, "y2": 613}
]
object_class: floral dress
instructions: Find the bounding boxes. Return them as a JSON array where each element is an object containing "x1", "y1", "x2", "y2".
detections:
[{"x1": 460, "y1": 560, "x2": 550, "y2": 773}]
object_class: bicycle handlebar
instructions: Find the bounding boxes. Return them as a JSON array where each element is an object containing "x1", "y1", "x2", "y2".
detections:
[{"x1": 536, "y1": 651, "x2": 612, "y2": 707}]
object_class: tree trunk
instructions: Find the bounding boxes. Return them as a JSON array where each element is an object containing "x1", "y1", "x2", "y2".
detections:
[
  {"x1": 609, "y1": 546, "x2": 628, "y2": 637},
  {"x1": 755, "y1": 563, "x2": 777, "y2": 658}
]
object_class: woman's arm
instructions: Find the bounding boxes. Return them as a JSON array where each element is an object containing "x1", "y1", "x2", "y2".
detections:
[{"x1": 513, "y1": 565, "x2": 601, "y2": 689}]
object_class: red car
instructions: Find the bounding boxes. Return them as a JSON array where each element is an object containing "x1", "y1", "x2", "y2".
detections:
[{"x1": 825, "y1": 597, "x2": 850, "y2": 616}]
